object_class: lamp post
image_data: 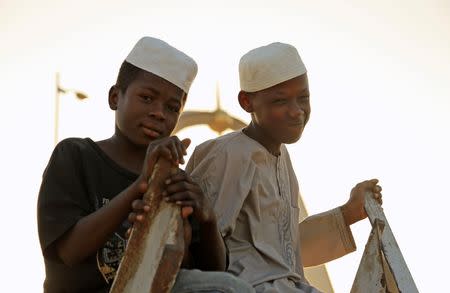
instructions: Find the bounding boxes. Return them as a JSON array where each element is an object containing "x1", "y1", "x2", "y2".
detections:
[{"x1": 54, "y1": 72, "x2": 89, "y2": 145}]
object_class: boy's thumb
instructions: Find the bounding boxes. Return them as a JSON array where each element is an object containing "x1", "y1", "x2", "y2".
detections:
[{"x1": 181, "y1": 138, "x2": 191, "y2": 150}]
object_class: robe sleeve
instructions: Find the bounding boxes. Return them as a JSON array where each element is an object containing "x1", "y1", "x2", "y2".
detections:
[{"x1": 299, "y1": 207, "x2": 356, "y2": 267}]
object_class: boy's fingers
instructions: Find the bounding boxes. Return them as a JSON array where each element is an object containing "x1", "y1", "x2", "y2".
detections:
[
  {"x1": 166, "y1": 171, "x2": 192, "y2": 185},
  {"x1": 137, "y1": 181, "x2": 148, "y2": 193},
  {"x1": 356, "y1": 179, "x2": 379, "y2": 192},
  {"x1": 165, "y1": 181, "x2": 198, "y2": 195},
  {"x1": 146, "y1": 147, "x2": 172, "y2": 177},
  {"x1": 128, "y1": 212, "x2": 137, "y2": 223},
  {"x1": 368, "y1": 178, "x2": 379, "y2": 185},
  {"x1": 173, "y1": 137, "x2": 186, "y2": 164},
  {"x1": 165, "y1": 191, "x2": 195, "y2": 203},
  {"x1": 168, "y1": 141, "x2": 180, "y2": 165},
  {"x1": 160, "y1": 146, "x2": 174, "y2": 161},
  {"x1": 181, "y1": 138, "x2": 191, "y2": 153},
  {"x1": 145, "y1": 152, "x2": 158, "y2": 178},
  {"x1": 131, "y1": 200, "x2": 142, "y2": 210},
  {"x1": 128, "y1": 212, "x2": 146, "y2": 223},
  {"x1": 176, "y1": 143, "x2": 185, "y2": 164},
  {"x1": 373, "y1": 185, "x2": 382, "y2": 192},
  {"x1": 131, "y1": 200, "x2": 149, "y2": 212},
  {"x1": 374, "y1": 192, "x2": 383, "y2": 204}
]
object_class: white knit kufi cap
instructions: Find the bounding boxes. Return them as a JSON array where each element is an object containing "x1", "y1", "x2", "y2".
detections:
[
  {"x1": 239, "y1": 42, "x2": 307, "y2": 92},
  {"x1": 126, "y1": 37, "x2": 198, "y2": 93}
]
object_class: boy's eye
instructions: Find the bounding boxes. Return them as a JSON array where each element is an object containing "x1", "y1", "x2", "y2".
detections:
[
  {"x1": 297, "y1": 95, "x2": 310, "y2": 102},
  {"x1": 167, "y1": 104, "x2": 181, "y2": 113},
  {"x1": 272, "y1": 98, "x2": 287, "y2": 104},
  {"x1": 141, "y1": 96, "x2": 154, "y2": 103}
]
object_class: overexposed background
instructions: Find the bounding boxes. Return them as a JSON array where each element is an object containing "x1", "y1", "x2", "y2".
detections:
[{"x1": 1, "y1": 0, "x2": 449, "y2": 291}]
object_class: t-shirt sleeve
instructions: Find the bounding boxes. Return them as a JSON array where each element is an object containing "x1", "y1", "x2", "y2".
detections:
[
  {"x1": 186, "y1": 144, "x2": 256, "y2": 238},
  {"x1": 37, "y1": 140, "x2": 92, "y2": 258}
]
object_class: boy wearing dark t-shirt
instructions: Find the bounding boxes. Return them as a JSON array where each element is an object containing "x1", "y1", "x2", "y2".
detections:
[{"x1": 37, "y1": 37, "x2": 254, "y2": 293}]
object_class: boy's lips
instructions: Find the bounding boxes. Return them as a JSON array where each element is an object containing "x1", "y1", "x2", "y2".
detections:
[
  {"x1": 141, "y1": 125, "x2": 163, "y2": 138},
  {"x1": 287, "y1": 117, "x2": 306, "y2": 127},
  {"x1": 287, "y1": 121, "x2": 304, "y2": 128}
]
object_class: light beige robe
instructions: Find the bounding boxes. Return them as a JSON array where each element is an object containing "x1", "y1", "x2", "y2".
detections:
[{"x1": 186, "y1": 131, "x2": 356, "y2": 292}]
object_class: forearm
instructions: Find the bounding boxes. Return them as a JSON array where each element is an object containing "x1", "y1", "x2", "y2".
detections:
[
  {"x1": 56, "y1": 182, "x2": 141, "y2": 266},
  {"x1": 195, "y1": 219, "x2": 227, "y2": 271}
]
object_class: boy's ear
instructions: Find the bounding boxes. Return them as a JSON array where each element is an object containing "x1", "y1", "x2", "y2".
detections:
[
  {"x1": 238, "y1": 91, "x2": 253, "y2": 113},
  {"x1": 108, "y1": 85, "x2": 120, "y2": 110}
]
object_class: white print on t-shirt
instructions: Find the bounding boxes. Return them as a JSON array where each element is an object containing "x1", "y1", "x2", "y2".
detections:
[{"x1": 96, "y1": 197, "x2": 127, "y2": 284}]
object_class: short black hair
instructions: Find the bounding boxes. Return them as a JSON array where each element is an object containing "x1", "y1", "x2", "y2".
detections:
[{"x1": 115, "y1": 61, "x2": 145, "y2": 93}]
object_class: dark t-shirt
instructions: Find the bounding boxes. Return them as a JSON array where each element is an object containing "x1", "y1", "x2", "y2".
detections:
[
  {"x1": 37, "y1": 138, "x2": 201, "y2": 293},
  {"x1": 38, "y1": 138, "x2": 136, "y2": 292}
]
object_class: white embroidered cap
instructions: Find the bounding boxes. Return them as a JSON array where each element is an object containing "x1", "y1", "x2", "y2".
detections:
[
  {"x1": 239, "y1": 42, "x2": 307, "y2": 92},
  {"x1": 126, "y1": 37, "x2": 198, "y2": 93}
]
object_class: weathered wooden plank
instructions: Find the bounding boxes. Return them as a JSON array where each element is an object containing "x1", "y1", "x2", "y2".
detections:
[
  {"x1": 363, "y1": 192, "x2": 418, "y2": 293},
  {"x1": 351, "y1": 220, "x2": 387, "y2": 293},
  {"x1": 110, "y1": 159, "x2": 184, "y2": 293}
]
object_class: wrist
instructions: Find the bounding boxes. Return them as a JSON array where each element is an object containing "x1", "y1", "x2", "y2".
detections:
[
  {"x1": 128, "y1": 179, "x2": 145, "y2": 200},
  {"x1": 340, "y1": 204, "x2": 356, "y2": 226}
]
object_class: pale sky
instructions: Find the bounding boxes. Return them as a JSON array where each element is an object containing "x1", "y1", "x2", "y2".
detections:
[{"x1": 1, "y1": 0, "x2": 449, "y2": 292}]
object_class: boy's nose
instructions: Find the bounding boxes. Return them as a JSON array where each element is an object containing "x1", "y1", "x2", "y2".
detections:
[
  {"x1": 147, "y1": 104, "x2": 165, "y2": 121},
  {"x1": 290, "y1": 102, "x2": 305, "y2": 118}
]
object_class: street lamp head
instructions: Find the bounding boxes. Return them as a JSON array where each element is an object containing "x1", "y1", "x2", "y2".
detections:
[
  {"x1": 57, "y1": 87, "x2": 88, "y2": 100},
  {"x1": 57, "y1": 87, "x2": 66, "y2": 94},
  {"x1": 75, "y1": 92, "x2": 88, "y2": 100}
]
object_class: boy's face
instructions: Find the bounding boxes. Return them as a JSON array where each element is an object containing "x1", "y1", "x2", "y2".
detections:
[
  {"x1": 110, "y1": 70, "x2": 186, "y2": 147},
  {"x1": 246, "y1": 74, "x2": 310, "y2": 144}
]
